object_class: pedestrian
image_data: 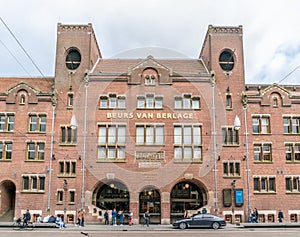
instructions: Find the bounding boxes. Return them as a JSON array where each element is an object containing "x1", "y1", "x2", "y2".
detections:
[
  {"x1": 183, "y1": 209, "x2": 188, "y2": 218},
  {"x1": 201, "y1": 208, "x2": 207, "y2": 214},
  {"x1": 75, "y1": 210, "x2": 81, "y2": 226},
  {"x1": 249, "y1": 209, "x2": 254, "y2": 223},
  {"x1": 128, "y1": 210, "x2": 133, "y2": 226},
  {"x1": 23, "y1": 209, "x2": 31, "y2": 227},
  {"x1": 144, "y1": 211, "x2": 150, "y2": 227},
  {"x1": 104, "y1": 210, "x2": 109, "y2": 225},
  {"x1": 253, "y1": 208, "x2": 259, "y2": 223},
  {"x1": 119, "y1": 210, "x2": 124, "y2": 226},
  {"x1": 79, "y1": 209, "x2": 85, "y2": 227},
  {"x1": 278, "y1": 210, "x2": 284, "y2": 223},
  {"x1": 112, "y1": 208, "x2": 117, "y2": 226},
  {"x1": 56, "y1": 215, "x2": 65, "y2": 229}
]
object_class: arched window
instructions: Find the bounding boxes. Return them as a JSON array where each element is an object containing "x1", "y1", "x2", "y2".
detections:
[{"x1": 142, "y1": 68, "x2": 158, "y2": 85}]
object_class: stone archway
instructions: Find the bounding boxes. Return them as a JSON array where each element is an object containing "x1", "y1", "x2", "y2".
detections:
[
  {"x1": 0, "y1": 180, "x2": 16, "y2": 221},
  {"x1": 93, "y1": 180, "x2": 130, "y2": 212},
  {"x1": 139, "y1": 186, "x2": 161, "y2": 224},
  {"x1": 170, "y1": 180, "x2": 207, "y2": 223}
]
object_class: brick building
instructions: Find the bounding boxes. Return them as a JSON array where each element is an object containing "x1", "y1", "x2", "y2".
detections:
[{"x1": 0, "y1": 23, "x2": 299, "y2": 224}]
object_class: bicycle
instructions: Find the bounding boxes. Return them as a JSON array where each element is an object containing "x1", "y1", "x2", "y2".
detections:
[{"x1": 13, "y1": 217, "x2": 34, "y2": 230}]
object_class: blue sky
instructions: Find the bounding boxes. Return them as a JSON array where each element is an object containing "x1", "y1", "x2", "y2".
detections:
[{"x1": 0, "y1": 0, "x2": 300, "y2": 84}]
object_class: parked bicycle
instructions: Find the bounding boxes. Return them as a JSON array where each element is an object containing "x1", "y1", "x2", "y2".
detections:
[{"x1": 12, "y1": 217, "x2": 34, "y2": 230}]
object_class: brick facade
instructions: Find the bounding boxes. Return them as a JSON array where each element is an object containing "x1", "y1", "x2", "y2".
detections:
[{"x1": 0, "y1": 23, "x2": 299, "y2": 224}]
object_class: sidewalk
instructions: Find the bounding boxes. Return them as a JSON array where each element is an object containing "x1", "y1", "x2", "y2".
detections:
[{"x1": 2, "y1": 221, "x2": 300, "y2": 231}]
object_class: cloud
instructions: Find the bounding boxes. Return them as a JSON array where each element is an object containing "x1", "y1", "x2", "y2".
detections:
[{"x1": 0, "y1": 0, "x2": 300, "y2": 85}]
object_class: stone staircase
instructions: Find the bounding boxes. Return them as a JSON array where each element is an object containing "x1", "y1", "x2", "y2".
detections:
[{"x1": 0, "y1": 209, "x2": 14, "y2": 222}]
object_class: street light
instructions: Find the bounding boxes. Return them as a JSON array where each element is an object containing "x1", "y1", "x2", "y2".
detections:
[
  {"x1": 63, "y1": 179, "x2": 68, "y2": 220},
  {"x1": 231, "y1": 180, "x2": 236, "y2": 223},
  {"x1": 234, "y1": 92, "x2": 250, "y2": 222},
  {"x1": 71, "y1": 75, "x2": 89, "y2": 210},
  {"x1": 211, "y1": 71, "x2": 218, "y2": 215}
]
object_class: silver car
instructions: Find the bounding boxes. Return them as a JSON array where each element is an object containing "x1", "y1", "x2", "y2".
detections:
[{"x1": 173, "y1": 214, "x2": 226, "y2": 230}]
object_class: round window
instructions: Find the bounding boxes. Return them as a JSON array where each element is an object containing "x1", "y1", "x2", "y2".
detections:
[
  {"x1": 65, "y1": 48, "x2": 81, "y2": 70},
  {"x1": 219, "y1": 50, "x2": 234, "y2": 71}
]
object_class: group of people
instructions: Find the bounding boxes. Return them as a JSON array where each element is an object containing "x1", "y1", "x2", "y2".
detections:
[
  {"x1": 104, "y1": 209, "x2": 134, "y2": 226},
  {"x1": 249, "y1": 208, "x2": 284, "y2": 223}
]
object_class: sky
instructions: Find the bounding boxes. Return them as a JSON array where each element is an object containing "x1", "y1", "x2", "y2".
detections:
[{"x1": 1, "y1": 0, "x2": 300, "y2": 85}]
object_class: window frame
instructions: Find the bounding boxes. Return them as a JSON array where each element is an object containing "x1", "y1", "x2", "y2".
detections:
[
  {"x1": 173, "y1": 124, "x2": 202, "y2": 162},
  {"x1": 252, "y1": 115, "x2": 271, "y2": 134},
  {"x1": 253, "y1": 176, "x2": 276, "y2": 193},
  {"x1": 21, "y1": 175, "x2": 46, "y2": 193},
  {"x1": 97, "y1": 124, "x2": 126, "y2": 161}
]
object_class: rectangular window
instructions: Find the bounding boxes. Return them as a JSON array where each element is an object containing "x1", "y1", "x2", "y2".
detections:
[
  {"x1": 57, "y1": 190, "x2": 63, "y2": 203},
  {"x1": 254, "y1": 143, "x2": 272, "y2": 162},
  {"x1": 136, "y1": 124, "x2": 164, "y2": 145},
  {"x1": 222, "y1": 127, "x2": 239, "y2": 145},
  {"x1": 99, "y1": 94, "x2": 126, "y2": 109},
  {"x1": 252, "y1": 116, "x2": 270, "y2": 134},
  {"x1": 0, "y1": 142, "x2": 12, "y2": 160},
  {"x1": 61, "y1": 126, "x2": 77, "y2": 144},
  {"x1": 97, "y1": 124, "x2": 126, "y2": 160},
  {"x1": 70, "y1": 190, "x2": 75, "y2": 203},
  {"x1": 226, "y1": 94, "x2": 232, "y2": 109},
  {"x1": 26, "y1": 142, "x2": 45, "y2": 161},
  {"x1": 223, "y1": 161, "x2": 240, "y2": 177},
  {"x1": 29, "y1": 114, "x2": 47, "y2": 133},
  {"x1": 283, "y1": 116, "x2": 300, "y2": 134},
  {"x1": 137, "y1": 94, "x2": 163, "y2": 109},
  {"x1": 68, "y1": 93, "x2": 74, "y2": 107},
  {"x1": 22, "y1": 175, "x2": 46, "y2": 192},
  {"x1": 173, "y1": 124, "x2": 202, "y2": 161},
  {"x1": 285, "y1": 176, "x2": 300, "y2": 192},
  {"x1": 0, "y1": 114, "x2": 15, "y2": 132},
  {"x1": 254, "y1": 176, "x2": 276, "y2": 193},
  {"x1": 174, "y1": 94, "x2": 201, "y2": 110},
  {"x1": 285, "y1": 143, "x2": 300, "y2": 162},
  {"x1": 58, "y1": 160, "x2": 76, "y2": 177}
]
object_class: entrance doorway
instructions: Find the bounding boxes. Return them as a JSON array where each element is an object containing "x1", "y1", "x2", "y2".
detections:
[
  {"x1": 94, "y1": 181, "x2": 130, "y2": 213},
  {"x1": 0, "y1": 180, "x2": 16, "y2": 221},
  {"x1": 139, "y1": 186, "x2": 161, "y2": 224},
  {"x1": 170, "y1": 180, "x2": 207, "y2": 223}
]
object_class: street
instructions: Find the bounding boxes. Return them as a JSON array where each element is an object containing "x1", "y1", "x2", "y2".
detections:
[{"x1": 1, "y1": 228, "x2": 300, "y2": 237}]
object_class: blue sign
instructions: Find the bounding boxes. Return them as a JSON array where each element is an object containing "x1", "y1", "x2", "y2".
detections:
[{"x1": 235, "y1": 189, "x2": 244, "y2": 205}]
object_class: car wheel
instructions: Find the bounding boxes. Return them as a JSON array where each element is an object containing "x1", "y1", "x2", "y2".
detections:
[
  {"x1": 179, "y1": 222, "x2": 187, "y2": 230},
  {"x1": 212, "y1": 222, "x2": 220, "y2": 230}
]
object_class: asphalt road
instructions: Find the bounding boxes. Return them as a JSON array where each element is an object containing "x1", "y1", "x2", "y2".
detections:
[{"x1": 1, "y1": 228, "x2": 300, "y2": 237}]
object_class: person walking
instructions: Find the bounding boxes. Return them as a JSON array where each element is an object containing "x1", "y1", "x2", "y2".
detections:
[
  {"x1": 23, "y1": 209, "x2": 31, "y2": 227},
  {"x1": 278, "y1": 210, "x2": 284, "y2": 223},
  {"x1": 128, "y1": 210, "x2": 133, "y2": 226},
  {"x1": 112, "y1": 208, "x2": 117, "y2": 226},
  {"x1": 253, "y1": 208, "x2": 259, "y2": 223},
  {"x1": 119, "y1": 210, "x2": 124, "y2": 226},
  {"x1": 104, "y1": 210, "x2": 109, "y2": 225},
  {"x1": 144, "y1": 211, "x2": 150, "y2": 227}
]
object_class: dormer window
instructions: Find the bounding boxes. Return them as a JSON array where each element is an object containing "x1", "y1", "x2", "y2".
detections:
[{"x1": 142, "y1": 68, "x2": 158, "y2": 86}]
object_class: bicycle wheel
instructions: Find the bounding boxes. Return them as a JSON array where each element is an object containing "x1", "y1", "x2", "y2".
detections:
[
  {"x1": 12, "y1": 222, "x2": 21, "y2": 230},
  {"x1": 26, "y1": 222, "x2": 34, "y2": 230}
]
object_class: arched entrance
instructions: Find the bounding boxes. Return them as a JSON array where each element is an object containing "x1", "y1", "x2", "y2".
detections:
[
  {"x1": 0, "y1": 180, "x2": 16, "y2": 221},
  {"x1": 170, "y1": 180, "x2": 207, "y2": 223},
  {"x1": 94, "y1": 181, "x2": 130, "y2": 212},
  {"x1": 139, "y1": 186, "x2": 161, "y2": 224}
]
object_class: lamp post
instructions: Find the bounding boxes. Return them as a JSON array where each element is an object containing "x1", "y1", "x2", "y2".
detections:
[
  {"x1": 234, "y1": 92, "x2": 250, "y2": 222},
  {"x1": 47, "y1": 104, "x2": 56, "y2": 214},
  {"x1": 63, "y1": 179, "x2": 68, "y2": 220},
  {"x1": 71, "y1": 75, "x2": 89, "y2": 210},
  {"x1": 211, "y1": 71, "x2": 218, "y2": 215},
  {"x1": 231, "y1": 180, "x2": 236, "y2": 223}
]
